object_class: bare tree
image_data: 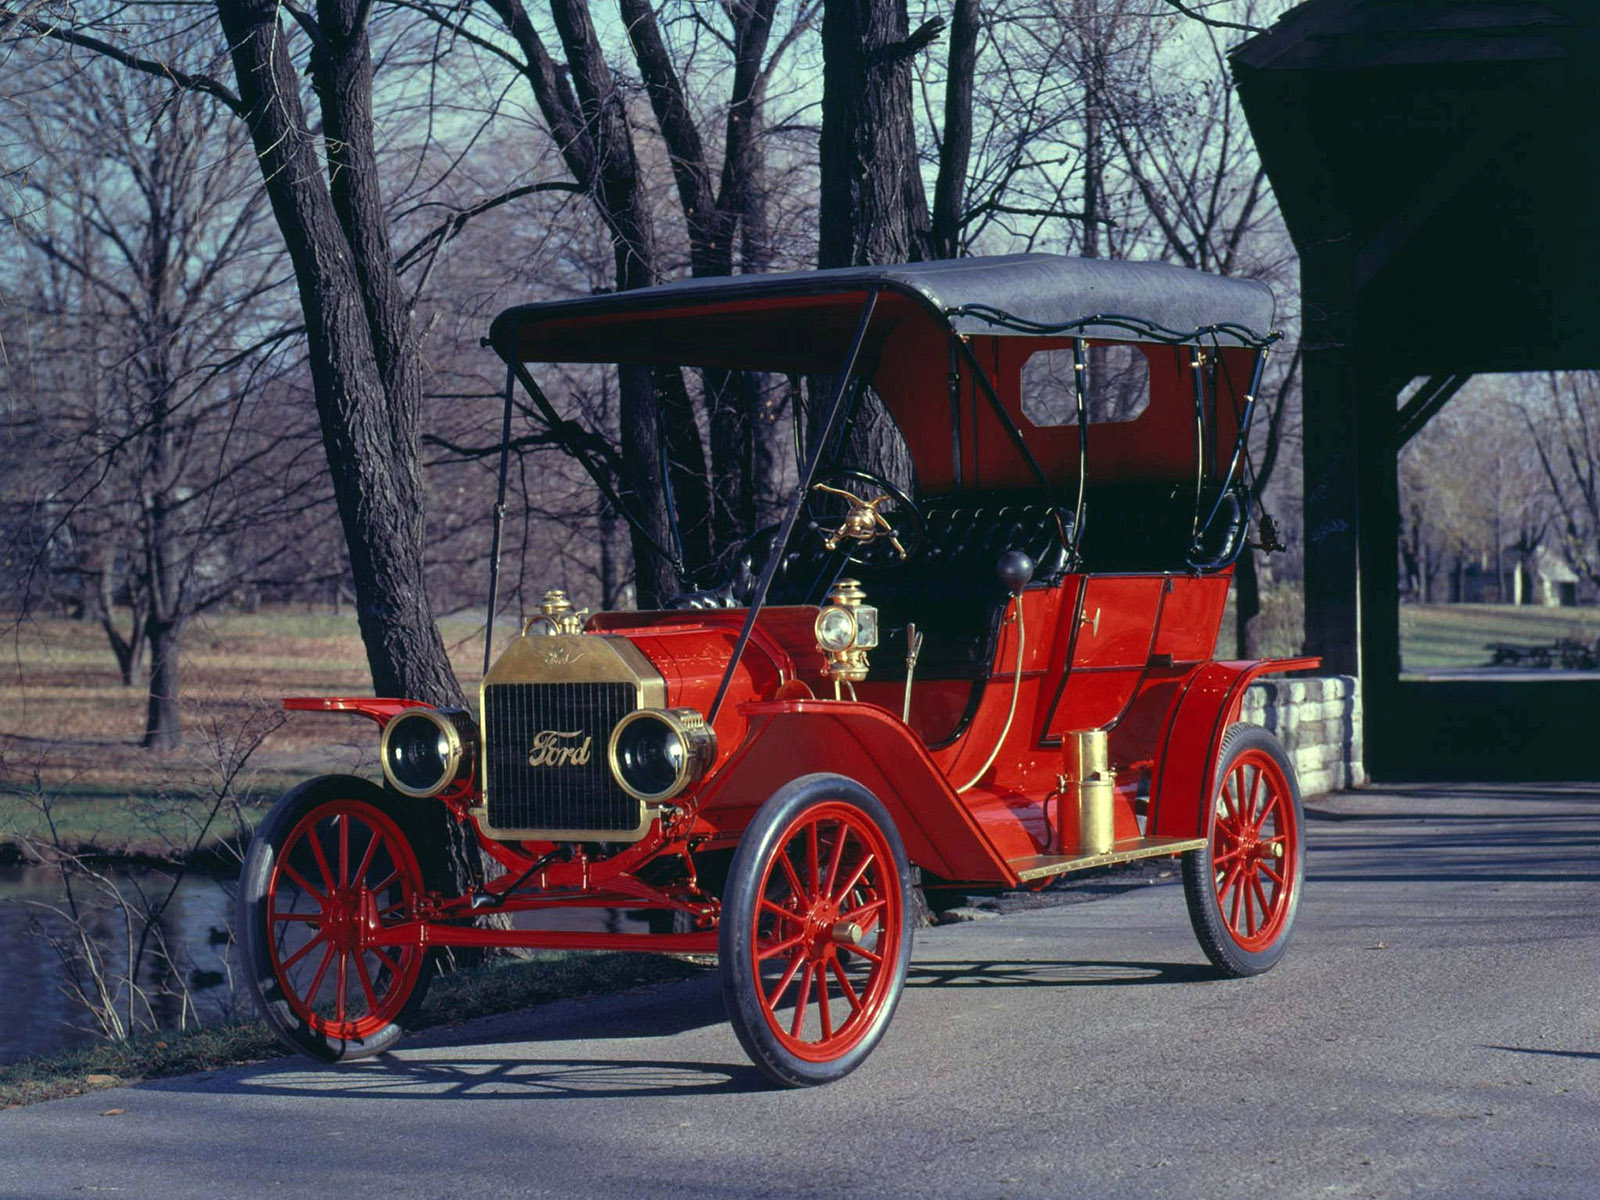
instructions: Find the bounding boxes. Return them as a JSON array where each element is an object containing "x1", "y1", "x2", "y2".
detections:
[
  {"x1": 1522, "y1": 372, "x2": 1600, "y2": 592},
  {"x1": 2, "y1": 54, "x2": 324, "y2": 746}
]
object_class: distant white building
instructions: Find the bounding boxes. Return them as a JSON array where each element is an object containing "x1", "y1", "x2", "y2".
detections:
[{"x1": 1511, "y1": 545, "x2": 1590, "y2": 607}]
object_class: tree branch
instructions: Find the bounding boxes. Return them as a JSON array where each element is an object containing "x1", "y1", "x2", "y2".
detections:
[
  {"x1": 394, "y1": 180, "x2": 584, "y2": 274},
  {"x1": 1157, "y1": 0, "x2": 1266, "y2": 34},
  {"x1": 7, "y1": 13, "x2": 244, "y2": 115}
]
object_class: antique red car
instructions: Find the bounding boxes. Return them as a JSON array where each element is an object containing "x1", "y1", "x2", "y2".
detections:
[{"x1": 240, "y1": 254, "x2": 1311, "y2": 1086}]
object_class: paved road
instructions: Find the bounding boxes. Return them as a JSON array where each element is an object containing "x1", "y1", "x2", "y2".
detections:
[{"x1": 5, "y1": 783, "x2": 1598, "y2": 1199}]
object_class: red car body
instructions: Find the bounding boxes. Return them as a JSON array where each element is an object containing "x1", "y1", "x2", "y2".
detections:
[{"x1": 242, "y1": 255, "x2": 1312, "y2": 1086}]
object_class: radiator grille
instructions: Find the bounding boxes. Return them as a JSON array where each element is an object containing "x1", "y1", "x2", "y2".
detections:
[{"x1": 483, "y1": 681, "x2": 640, "y2": 833}]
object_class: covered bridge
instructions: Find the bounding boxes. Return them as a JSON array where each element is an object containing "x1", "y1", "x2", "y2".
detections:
[{"x1": 1232, "y1": 0, "x2": 1600, "y2": 778}]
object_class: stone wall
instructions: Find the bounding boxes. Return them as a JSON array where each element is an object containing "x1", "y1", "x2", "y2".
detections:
[{"x1": 1239, "y1": 674, "x2": 1364, "y2": 797}]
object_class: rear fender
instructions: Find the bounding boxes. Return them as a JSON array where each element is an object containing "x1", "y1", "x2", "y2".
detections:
[
  {"x1": 695, "y1": 700, "x2": 1014, "y2": 885},
  {"x1": 1147, "y1": 657, "x2": 1319, "y2": 840}
]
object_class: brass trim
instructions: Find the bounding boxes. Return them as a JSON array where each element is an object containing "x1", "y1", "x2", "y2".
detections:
[
  {"x1": 465, "y1": 807, "x2": 661, "y2": 844},
  {"x1": 380, "y1": 708, "x2": 468, "y2": 798},
  {"x1": 606, "y1": 707, "x2": 716, "y2": 803},
  {"x1": 1009, "y1": 836, "x2": 1207, "y2": 883},
  {"x1": 475, "y1": 631, "x2": 667, "y2": 840}
]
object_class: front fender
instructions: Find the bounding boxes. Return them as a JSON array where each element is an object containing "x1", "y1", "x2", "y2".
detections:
[
  {"x1": 1147, "y1": 657, "x2": 1319, "y2": 840},
  {"x1": 283, "y1": 696, "x2": 433, "y2": 728},
  {"x1": 695, "y1": 700, "x2": 1014, "y2": 885}
]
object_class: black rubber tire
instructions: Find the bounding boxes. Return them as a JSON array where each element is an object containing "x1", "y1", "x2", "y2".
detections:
[
  {"x1": 1182, "y1": 724, "x2": 1306, "y2": 978},
  {"x1": 238, "y1": 775, "x2": 441, "y2": 1062},
  {"x1": 720, "y1": 774, "x2": 914, "y2": 1087}
]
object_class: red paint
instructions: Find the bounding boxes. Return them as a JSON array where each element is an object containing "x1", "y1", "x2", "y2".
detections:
[{"x1": 282, "y1": 696, "x2": 431, "y2": 726}]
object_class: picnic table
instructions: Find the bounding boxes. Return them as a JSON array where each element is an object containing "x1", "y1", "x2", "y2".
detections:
[{"x1": 1484, "y1": 636, "x2": 1600, "y2": 670}]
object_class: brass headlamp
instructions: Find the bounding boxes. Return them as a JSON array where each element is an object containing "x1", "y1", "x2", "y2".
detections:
[{"x1": 815, "y1": 578, "x2": 878, "y2": 683}]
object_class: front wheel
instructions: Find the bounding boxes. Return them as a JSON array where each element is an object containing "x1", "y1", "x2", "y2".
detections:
[
  {"x1": 720, "y1": 774, "x2": 914, "y2": 1087},
  {"x1": 1182, "y1": 724, "x2": 1305, "y2": 977},
  {"x1": 238, "y1": 776, "x2": 432, "y2": 1061}
]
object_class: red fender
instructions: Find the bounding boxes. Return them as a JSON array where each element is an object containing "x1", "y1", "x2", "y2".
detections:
[
  {"x1": 1146, "y1": 657, "x2": 1320, "y2": 840},
  {"x1": 282, "y1": 697, "x2": 433, "y2": 727},
  {"x1": 695, "y1": 700, "x2": 1015, "y2": 885}
]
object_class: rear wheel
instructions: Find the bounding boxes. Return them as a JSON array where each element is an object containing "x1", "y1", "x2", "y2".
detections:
[
  {"x1": 1182, "y1": 724, "x2": 1305, "y2": 977},
  {"x1": 239, "y1": 776, "x2": 433, "y2": 1061},
  {"x1": 720, "y1": 774, "x2": 913, "y2": 1087}
]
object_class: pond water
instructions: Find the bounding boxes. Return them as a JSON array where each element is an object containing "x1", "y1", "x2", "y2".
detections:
[
  {"x1": 0, "y1": 864, "x2": 641, "y2": 1066},
  {"x1": 0, "y1": 864, "x2": 236, "y2": 1065}
]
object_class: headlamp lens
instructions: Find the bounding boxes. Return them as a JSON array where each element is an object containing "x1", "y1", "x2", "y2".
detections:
[
  {"x1": 382, "y1": 711, "x2": 456, "y2": 796},
  {"x1": 816, "y1": 606, "x2": 856, "y2": 652},
  {"x1": 613, "y1": 715, "x2": 687, "y2": 798}
]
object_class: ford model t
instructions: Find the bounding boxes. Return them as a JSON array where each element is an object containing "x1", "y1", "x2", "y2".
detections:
[{"x1": 241, "y1": 254, "x2": 1311, "y2": 1086}]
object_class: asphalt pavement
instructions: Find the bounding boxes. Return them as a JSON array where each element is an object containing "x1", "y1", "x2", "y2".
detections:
[{"x1": 3, "y1": 782, "x2": 1598, "y2": 1199}]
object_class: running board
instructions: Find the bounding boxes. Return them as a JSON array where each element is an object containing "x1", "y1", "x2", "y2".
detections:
[{"x1": 1009, "y1": 837, "x2": 1206, "y2": 883}]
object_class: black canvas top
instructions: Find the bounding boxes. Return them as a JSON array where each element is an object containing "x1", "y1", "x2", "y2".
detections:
[{"x1": 488, "y1": 254, "x2": 1277, "y2": 369}]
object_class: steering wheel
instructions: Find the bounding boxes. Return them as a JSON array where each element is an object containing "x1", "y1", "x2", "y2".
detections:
[{"x1": 802, "y1": 468, "x2": 924, "y2": 568}]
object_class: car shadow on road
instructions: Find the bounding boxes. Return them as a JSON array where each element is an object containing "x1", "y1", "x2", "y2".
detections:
[
  {"x1": 906, "y1": 959, "x2": 1216, "y2": 989},
  {"x1": 159, "y1": 1054, "x2": 773, "y2": 1102},
  {"x1": 1484, "y1": 1045, "x2": 1600, "y2": 1062}
]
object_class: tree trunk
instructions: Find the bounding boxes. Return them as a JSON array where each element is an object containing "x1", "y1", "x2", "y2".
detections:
[
  {"x1": 819, "y1": 0, "x2": 935, "y2": 269},
  {"x1": 215, "y1": 0, "x2": 460, "y2": 707},
  {"x1": 1234, "y1": 547, "x2": 1262, "y2": 659},
  {"x1": 141, "y1": 615, "x2": 183, "y2": 751},
  {"x1": 930, "y1": 0, "x2": 980, "y2": 258}
]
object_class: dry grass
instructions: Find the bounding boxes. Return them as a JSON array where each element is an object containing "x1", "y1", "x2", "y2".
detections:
[
  {"x1": 0, "y1": 608, "x2": 492, "y2": 857},
  {"x1": 0, "y1": 951, "x2": 706, "y2": 1108}
]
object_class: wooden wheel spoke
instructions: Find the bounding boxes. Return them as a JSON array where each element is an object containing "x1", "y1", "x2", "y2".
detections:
[
  {"x1": 1259, "y1": 862, "x2": 1285, "y2": 887},
  {"x1": 1251, "y1": 874, "x2": 1274, "y2": 923},
  {"x1": 766, "y1": 950, "x2": 807, "y2": 1010},
  {"x1": 835, "y1": 852, "x2": 877, "y2": 901},
  {"x1": 816, "y1": 968, "x2": 834, "y2": 1039},
  {"x1": 371, "y1": 946, "x2": 404, "y2": 978},
  {"x1": 822, "y1": 821, "x2": 849, "y2": 898},
  {"x1": 280, "y1": 929, "x2": 327, "y2": 971},
  {"x1": 806, "y1": 821, "x2": 821, "y2": 895},
  {"x1": 778, "y1": 853, "x2": 806, "y2": 903},
  {"x1": 272, "y1": 908, "x2": 321, "y2": 924},
  {"x1": 757, "y1": 931, "x2": 807, "y2": 961},
  {"x1": 336, "y1": 950, "x2": 349, "y2": 1026},
  {"x1": 759, "y1": 896, "x2": 800, "y2": 925},
  {"x1": 338, "y1": 815, "x2": 351, "y2": 890},
  {"x1": 354, "y1": 952, "x2": 381, "y2": 1014},
  {"x1": 841, "y1": 940, "x2": 883, "y2": 966},
  {"x1": 838, "y1": 896, "x2": 886, "y2": 928},
  {"x1": 305, "y1": 943, "x2": 336, "y2": 1005},
  {"x1": 366, "y1": 870, "x2": 399, "y2": 900},
  {"x1": 352, "y1": 825, "x2": 380, "y2": 889},
  {"x1": 790, "y1": 963, "x2": 817, "y2": 1039},
  {"x1": 307, "y1": 827, "x2": 337, "y2": 895},
  {"x1": 829, "y1": 958, "x2": 863, "y2": 1013},
  {"x1": 281, "y1": 862, "x2": 325, "y2": 904}
]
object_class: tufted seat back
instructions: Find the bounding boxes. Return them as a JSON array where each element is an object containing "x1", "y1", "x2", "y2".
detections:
[{"x1": 910, "y1": 501, "x2": 1073, "y2": 581}]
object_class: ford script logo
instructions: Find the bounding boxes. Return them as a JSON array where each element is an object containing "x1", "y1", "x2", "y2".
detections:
[{"x1": 528, "y1": 729, "x2": 592, "y2": 768}]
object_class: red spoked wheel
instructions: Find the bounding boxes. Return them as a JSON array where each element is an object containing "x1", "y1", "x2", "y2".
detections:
[
  {"x1": 721, "y1": 774, "x2": 913, "y2": 1087},
  {"x1": 1182, "y1": 724, "x2": 1305, "y2": 977},
  {"x1": 240, "y1": 776, "x2": 432, "y2": 1060}
]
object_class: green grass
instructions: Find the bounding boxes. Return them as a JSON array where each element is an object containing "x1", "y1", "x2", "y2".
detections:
[
  {"x1": 1399, "y1": 603, "x2": 1600, "y2": 671},
  {"x1": 0, "y1": 951, "x2": 707, "y2": 1108}
]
